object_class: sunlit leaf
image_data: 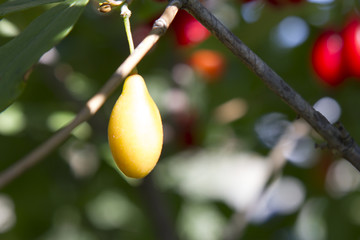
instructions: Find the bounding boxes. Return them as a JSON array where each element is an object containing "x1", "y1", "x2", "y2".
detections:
[
  {"x1": 0, "y1": 0, "x2": 64, "y2": 16},
  {"x1": 0, "y1": 0, "x2": 89, "y2": 112}
]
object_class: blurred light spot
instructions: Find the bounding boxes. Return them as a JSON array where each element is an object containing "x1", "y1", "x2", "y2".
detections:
[
  {"x1": 267, "y1": 177, "x2": 305, "y2": 214},
  {"x1": 54, "y1": 64, "x2": 73, "y2": 81},
  {"x1": 177, "y1": 202, "x2": 226, "y2": 240},
  {"x1": 0, "y1": 195, "x2": 16, "y2": 233},
  {"x1": 241, "y1": 1, "x2": 264, "y2": 23},
  {"x1": 39, "y1": 48, "x2": 59, "y2": 65},
  {"x1": 41, "y1": 206, "x2": 96, "y2": 240},
  {"x1": 307, "y1": 0, "x2": 334, "y2": 4},
  {"x1": 255, "y1": 112, "x2": 290, "y2": 148},
  {"x1": 274, "y1": 16, "x2": 309, "y2": 48},
  {"x1": 65, "y1": 72, "x2": 94, "y2": 100},
  {"x1": 86, "y1": 190, "x2": 142, "y2": 230},
  {"x1": 47, "y1": 111, "x2": 92, "y2": 140},
  {"x1": 295, "y1": 198, "x2": 327, "y2": 240},
  {"x1": 163, "y1": 88, "x2": 190, "y2": 114},
  {"x1": 172, "y1": 63, "x2": 195, "y2": 87},
  {"x1": 307, "y1": 1, "x2": 333, "y2": 27},
  {"x1": 268, "y1": 119, "x2": 313, "y2": 169},
  {"x1": 326, "y1": 159, "x2": 360, "y2": 197},
  {"x1": 213, "y1": 4, "x2": 239, "y2": 29},
  {"x1": 61, "y1": 141, "x2": 99, "y2": 178},
  {"x1": 313, "y1": 97, "x2": 341, "y2": 124},
  {"x1": 155, "y1": 150, "x2": 269, "y2": 211},
  {"x1": 143, "y1": 74, "x2": 171, "y2": 112},
  {"x1": 0, "y1": 103, "x2": 26, "y2": 136},
  {"x1": 284, "y1": 136, "x2": 317, "y2": 168},
  {"x1": 47, "y1": 111, "x2": 75, "y2": 130},
  {"x1": 72, "y1": 122, "x2": 92, "y2": 140},
  {"x1": 213, "y1": 98, "x2": 248, "y2": 124},
  {"x1": 189, "y1": 49, "x2": 226, "y2": 81},
  {"x1": 0, "y1": 19, "x2": 19, "y2": 37},
  {"x1": 251, "y1": 177, "x2": 305, "y2": 223}
]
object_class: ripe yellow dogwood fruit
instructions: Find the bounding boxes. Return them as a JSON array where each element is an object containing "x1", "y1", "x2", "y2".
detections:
[{"x1": 108, "y1": 74, "x2": 163, "y2": 178}]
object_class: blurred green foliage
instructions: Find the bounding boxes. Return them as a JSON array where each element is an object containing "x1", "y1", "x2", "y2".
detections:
[{"x1": 1, "y1": 0, "x2": 360, "y2": 239}]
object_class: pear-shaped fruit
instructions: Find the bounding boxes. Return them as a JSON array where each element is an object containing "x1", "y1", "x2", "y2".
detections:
[{"x1": 108, "y1": 74, "x2": 163, "y2": 178}]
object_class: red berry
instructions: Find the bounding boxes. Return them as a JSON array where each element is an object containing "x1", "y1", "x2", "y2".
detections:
[
  {"x1": 311, "y1": 30, "x2": 346, "y2": 86},
  {"x1": 171, "y1": 10, "x2": 210, "y2": 47},
  {"x1": 175, "y1": 111, "x2": 198, "y2": 147},
  {"x1": 342, "y1": 17, "x2": 360, "y2": 78}
]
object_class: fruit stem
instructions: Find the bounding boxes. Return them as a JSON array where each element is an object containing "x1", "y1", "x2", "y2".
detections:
[{"x1": 121, "y1": 3, "x2": 138, "y2": 74}]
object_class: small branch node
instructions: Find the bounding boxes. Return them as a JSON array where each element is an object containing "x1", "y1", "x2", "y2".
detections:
[
  {"x1": 153, "y1": 18, "x2": 167, "y2": 35},
  {"x1": 335, "y1": 122, "x2": 349, "y2": 139},
  {"x1": 120, "y1": 4, "x2": 131, "y2": 18},
  {"x1": 170, "y1": 0, "x2": 184, "y2": 7}
]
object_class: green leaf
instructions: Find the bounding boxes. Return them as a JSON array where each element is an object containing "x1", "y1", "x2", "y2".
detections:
[
  {"x1": 0, "y1": 0, "x2": 65, "y2": 16},
  {"x1": 0, "y1": 0, "x2": 89, "y2": 112}
]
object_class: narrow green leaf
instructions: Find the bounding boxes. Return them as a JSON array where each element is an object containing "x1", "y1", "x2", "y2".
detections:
[
  {"x1": 0, "y1": 0, "x2": 65, "y2": 16},
  {"x1": 0, "y1": 0, "x2": 89, "y2": 111}
]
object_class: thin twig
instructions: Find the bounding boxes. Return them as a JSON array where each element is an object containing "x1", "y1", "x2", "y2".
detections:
[
  {"x1": 0, "y1": 0, "x2": 182, "y2": 189},
  {"x1": 184, "y1": 0, "x2": 360, "y2": 170},
  {"x1": 223, "y1": 119, "x2": 311, "y2": 240}
]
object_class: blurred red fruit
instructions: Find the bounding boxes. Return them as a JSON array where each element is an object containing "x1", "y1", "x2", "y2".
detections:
[
  {"x1": 171, "y1": 10, "x2": 210, "y2": 47},
  {"x1": 189, "y1": 49, "x2": 226, "y2": 82},
  {"x1": 311, "y1": 30, "x2": 346, "y2": 86},
  {"x1": 176, "y1": 111, "x2": 198, "y2": 147},
  {"x1": 342, "y1": 17, "x2": 360, "y2": 78}
]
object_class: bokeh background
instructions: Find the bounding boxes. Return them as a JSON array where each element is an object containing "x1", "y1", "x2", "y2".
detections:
[{"x1": 1, "y1": 0, "x2": 360, "y2": 239}]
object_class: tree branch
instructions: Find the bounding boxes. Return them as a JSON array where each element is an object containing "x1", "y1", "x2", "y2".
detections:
[
  {"x1": 184, "y1": 0, "x2": 360, "y2": 171},
  {"x1": 0, "y1": 0, "x2": 182, "y2": 189}
]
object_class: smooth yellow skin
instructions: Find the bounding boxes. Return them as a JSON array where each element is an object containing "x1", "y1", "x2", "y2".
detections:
[{"x1": 108, "y1": 74, "x2": 163, "y2": 178}]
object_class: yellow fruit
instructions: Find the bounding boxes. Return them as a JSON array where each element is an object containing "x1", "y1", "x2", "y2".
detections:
[{"x1": 108, "y1": 74, "x2": 163, "y2": 178}]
